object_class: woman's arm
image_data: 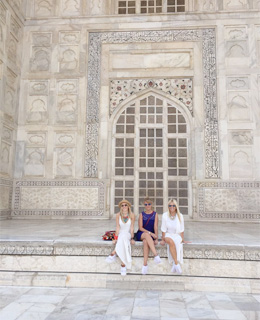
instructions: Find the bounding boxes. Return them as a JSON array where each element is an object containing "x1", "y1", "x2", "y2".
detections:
[
  {"x1": 113, "y1": 213, "x2": 120, "y2": 244},
  {"x1": 153, "y1": 213, "x2": 159, "y2": 243},
  {"x1": 130, "y1": 213, "x2": 135, "y2": 244},
  {"x1": 160, "y1": 231, "x2": 166, "y2": 245}
]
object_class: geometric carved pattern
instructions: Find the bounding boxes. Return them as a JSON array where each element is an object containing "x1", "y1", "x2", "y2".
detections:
[
  {"x1": 0, "y1": 241, "x2": 259, "y2": 261},
  {"x1": 13, "y1": 180, "x2": 105, "y2": 217},
  {"x1": 86, "y1": 29, "x2": 219, "y2": 178},
  {"x1": 110, "y1": 78, "x2": 193, "y2": 116},
  {"x1": 198, "y1": 181, "x2": 260, "y2": 220}
]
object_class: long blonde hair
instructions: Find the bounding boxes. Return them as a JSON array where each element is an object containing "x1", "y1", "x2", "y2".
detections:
[
  {"x1": 120, "y1": 203, "x2": 132, "y2": 222},
  {"x1": 168, "y1": 199, "x2": 181, "y2": 222}
]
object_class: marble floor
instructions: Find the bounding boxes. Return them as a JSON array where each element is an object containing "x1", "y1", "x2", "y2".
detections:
[
  {"x1": 0, "y1": 286, "x2": 259, "y2": 320},
  {"x1": 0, "y1": 219, "x2": 259, "y2": 245}
]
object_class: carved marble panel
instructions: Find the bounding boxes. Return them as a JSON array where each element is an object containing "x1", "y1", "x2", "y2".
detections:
[
  {"x1": 27, "y1": 132, "x2": 46, "y2": 146},
  {"x1": 86, "y1": 29, "x2": 219, "y2": 179},
  {"x1": 228, "y1": 131, "x2": 253, "y2": 145},
  {"x1": 55, "y1": 147, "x2": 75, "y2": 177},
  {"x1": 0, "y1": 179, "x2": 12, "y2": 218},
  {"x1": 59, "y1": 46, "x2": 79, "y2": 72},
  {"x1": 61, "y1": 0, "x2": 81, "y2": 16},
  {"x1": 24, "y1": 147, "x2": 45, "y2": 176},
  {"x1": 6, "y1": 68, "x2": 17, "y2": 88},
  {"x1": 59, "y1": 31, "x2": 80, "y2": 44},
  {"x1": 198, "y1": 182, "x2": 260, "y2": 220},
  {"x1": 55, "y1": 132, "x2": 75, "y2": 146},
  {"x1": 230, "y1": 146, "x2": 253, "y2": 178},
  {"x1": 227, "y1": 77, "x2": 249, "y2": 90},
  {"x1": 13, "y1": 180, "x2": 106, "y2": 217},
  {"x1": 110, "y1": 78, "x2": 193, "y2": 116},
  {"x1": 56, "y1": 95, "x2": 77, "y2": 124},
  {"x1": 57, "y1": 79, "x2": 78, "y2": 94},
  {"x1": 34, "y1": 0, "x2": 55, "y2": 17},
  {"x1": 224, "y1": 0, "x2": 249, "y2": 9},
  {"x1": 257, "y1": 41, "x2": 260, "y2": 65},
  {"x1": 10, "y1": 16, "x2": 21, "y2": 40},
  {"x1": 4, "y1": 85, "x2": 15, "y2": 117},
  {"x1": 0, "y1": 185, "x2": 11, "y2": 211},
  {"x1": 196, "y1": 0, "x2": 217, "y2": 11},
  {"x1": 32, "y1": 32, "x2": 52, "y2": 46},
  {"x1": 226, "y1": 41, "x2": 248, "y2": 57},
  {"x1": 26, "y1": 96, "x2": 48, "y2": 123},
  {"x1": 0, "y1": 60, "x2": 3, "y2": 79},
  {"x1": 2, "y1": 126, "x2": 13, "y2": 144},
  {"x1": 0, "y1": 2, "x2": 7, "y2": 23},
  {"x1": 225, "y1": 26, "x2": 248, "y2": 40},
  {"x1": 29, "y1": 80, "x2": 49, "y2": 96},
  {"x1": 8, "y1": 34, "x2": 17, "y2": 63},
  {"x1": 0, "y1": 142, "x2": 11, "y2": 174},
  {"x1": 30, "y1": 47, "x2": 51, "y2": 72},
  {"x1": 0, "y1": 22, "x2": 5, "y2": 53},
  {"x1": 228, "y1": 92, "x2": 251, "y2": 121},
  {"x1": 89, "y1": 0, "x2": 103, "y2": 15}
]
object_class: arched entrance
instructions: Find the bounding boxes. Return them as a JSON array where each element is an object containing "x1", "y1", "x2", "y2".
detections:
[{"x1": 111, "y1": 91, "x2": 192, "y2": 216}]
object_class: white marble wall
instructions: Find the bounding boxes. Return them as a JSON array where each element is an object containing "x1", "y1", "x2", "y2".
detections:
[
  {"x1": 0, "y1": 0, "x2": 259, "y2": 220},
  {"x1": 0, "y1": 0, "x2": 24, "y2": 219}
]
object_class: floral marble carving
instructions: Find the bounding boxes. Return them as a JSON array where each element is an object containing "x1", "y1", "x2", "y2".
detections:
[
  {"x1": 86, "y1": 28, "x2": 219, "y2": 178},
  {"x1": 110, "y1": 78, "x2": 193, "y2": 116}
]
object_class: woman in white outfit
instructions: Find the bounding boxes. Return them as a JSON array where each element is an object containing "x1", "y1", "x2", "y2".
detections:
[
  {"x1": 106, "y1": 200, "x2": 135, "y2": 276},
  {"x1": 160, "y1": 199, "x2": 185, "y2": 274}
]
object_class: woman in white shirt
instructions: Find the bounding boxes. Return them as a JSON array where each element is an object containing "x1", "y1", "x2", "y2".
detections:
[{"x1": 160, "y1": 199, "x2": 185, "y2": 274}]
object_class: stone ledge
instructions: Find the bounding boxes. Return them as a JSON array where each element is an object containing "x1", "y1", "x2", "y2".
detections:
[
  {"x1": 0, "y1": 271, "x2": 259, "y2": 294},
  {"x1": 0, "y1": 241, "x2": 259, "y2": 261}
]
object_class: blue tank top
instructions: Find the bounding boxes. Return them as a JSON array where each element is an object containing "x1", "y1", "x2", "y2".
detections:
[{"x1": 135, "y1": 211, "x2": 156, "y2": 241}]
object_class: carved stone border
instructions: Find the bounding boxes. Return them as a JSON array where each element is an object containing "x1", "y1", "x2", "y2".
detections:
[
  {"x1": 13, "y1": 180, "x2": 105, "y2": 217},
  {"x1": 0, "y1": 179, "x2": 12, "y2": 219},
  {"x1": 0, "y1": 241, "x2": 259, "y2": 261},
  {"x1": 198, "y1": 181, "x2": 260, "y2": 220},
  {"x1": 85, "y1": 29, "x2": 219, "y2": 179}
]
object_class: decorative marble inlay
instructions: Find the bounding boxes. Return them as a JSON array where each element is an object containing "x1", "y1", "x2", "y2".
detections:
[
  {"x1": 229, "y1": 131, "x2": 253, "y2": 145},
  {"x1": 59, "y1": 31, "x2": 80, "y2": 44},
  {"x1": 225, "y1": 26, "x2": 248, "y2": 40},
  {"x1": 0, "y1": 241, "x2": 259, "y2": 262},
  {"x1": 198, "y1": 182, "x2": 260, "y2": 220},
  {"x1": 29, "y1": 80, "x2": 49, "y2": 96},
  {"x1": 10, "y1": 16, "x2": 21, "y2": 40},
  {"x1": 27, "y1": 133, "x2": 46, "y2": 146},
  {"x1": 0, "y1": 2, "x2": 7, "y2": 23},
  {"x1": 110, "y1": 78, "x2": 193, "y2": 116},
  {"x1": 13, "y1": 180, "x2": 105, "y2": 217},
  {"x1": 86, "y1": 28, "x2": 219, "y2": 179},
  {"x1": 32, "y1": 32, "x2": 52, "y2": 46}
]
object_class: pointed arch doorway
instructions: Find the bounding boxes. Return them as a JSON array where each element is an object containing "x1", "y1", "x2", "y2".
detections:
[{"x1": 112, "y1": 91, "x2": 192, "y2": 217}]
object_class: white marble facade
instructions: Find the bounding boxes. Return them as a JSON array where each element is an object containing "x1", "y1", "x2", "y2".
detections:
[{"x1": 0, "y1": 0, "x2": 259, "y2": 220}]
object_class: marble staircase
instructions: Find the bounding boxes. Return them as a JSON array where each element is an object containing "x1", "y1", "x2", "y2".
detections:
[{"x1": 0, "y1": 220, "x2": 259, "y2": 294}]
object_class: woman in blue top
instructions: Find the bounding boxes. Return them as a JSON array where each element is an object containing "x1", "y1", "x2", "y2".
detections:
[{"x1": 135, "y1": 197, "x2": 161, "y2": 275}]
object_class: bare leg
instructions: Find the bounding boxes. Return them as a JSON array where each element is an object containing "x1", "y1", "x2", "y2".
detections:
[
  {"x1": 165, "y1": 237, "x2": 178, "y2": 265},
  {"x1": 110, "y1": 250, "x2": 116, "y2": 256},
  {"x1": 143, "y1": 239, "x2": 149, "y2": 266},
  {"x1": 141, "y1": 233, "x2": 158, "y2": 257}
]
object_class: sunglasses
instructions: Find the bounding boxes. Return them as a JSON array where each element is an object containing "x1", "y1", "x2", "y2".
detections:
[
  {"x1": 169, "y1": 205, "x2": 176, "y2": 207},
  {"x1": 121, "y1": 204, "x2": 128, "y2": 207},
  {"x1": 144, "y1": 203, "x2": 151, "y2": 206}
]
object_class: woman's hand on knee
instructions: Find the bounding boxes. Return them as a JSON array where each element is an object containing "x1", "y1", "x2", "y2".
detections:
[{"x1": 160, "y1": 239, "x2": 165, "y2": 245}]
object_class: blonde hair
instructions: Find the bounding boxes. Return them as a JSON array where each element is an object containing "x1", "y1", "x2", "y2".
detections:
[
  {"x1": 143, "y1": 197, "x2": 153, "y2": 210},
  {"x1": 120, "y1": 202, "x2": 132, "y2": 222},
  {"x1": 168, "y1": 199, "x2": 181, "y2": 222}
]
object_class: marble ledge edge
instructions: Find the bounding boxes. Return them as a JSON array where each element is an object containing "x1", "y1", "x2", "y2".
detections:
[{"x1": 0, "y1": 242, "x2": 259, "y2": 260}]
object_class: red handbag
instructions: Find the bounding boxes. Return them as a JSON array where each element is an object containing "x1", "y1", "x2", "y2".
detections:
[{"x1": 102, "y1": 230, "x2": 116, "y2": 241}]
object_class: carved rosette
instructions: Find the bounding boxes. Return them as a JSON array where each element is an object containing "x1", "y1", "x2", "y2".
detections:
[{"x1": 86, "y1": 28, "x2": 219, "y2": 179}]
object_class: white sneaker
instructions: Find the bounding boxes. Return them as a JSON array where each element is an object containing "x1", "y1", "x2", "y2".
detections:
[
  {"x1": 171, "y1": 263, "x2": 176, "y2": 273},
  {"x1": 154, "y1": 255, "x2": 162, "y2": 264},
  {"x1": 175, "y1": 263, "x2": 182, "y2": 274},
  {"x1": 105, "y1": 254, "x2": 116, "y2": 263},
  {"x1": 121, "y1": 266, "x2": 127, "y2": 276},
  {"x1": 142, "y1": 265, "x2": 148, "y2": 275}
]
